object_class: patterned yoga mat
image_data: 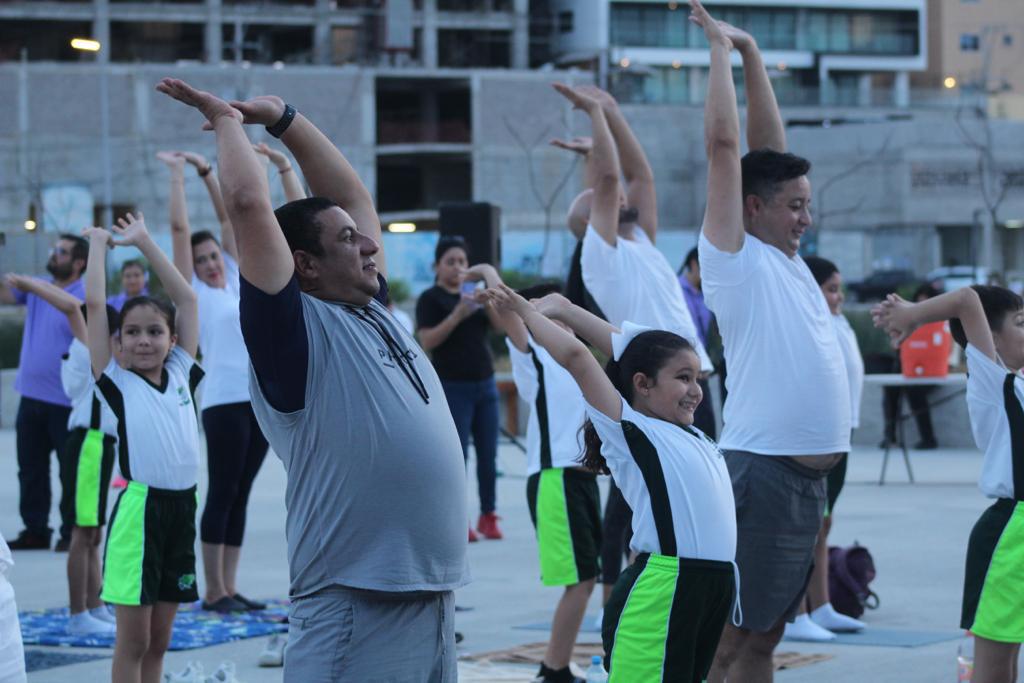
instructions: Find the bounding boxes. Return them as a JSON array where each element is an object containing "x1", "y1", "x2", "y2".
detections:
[{"x1": 19, "y1": 599, "x2": 288, "y2": 651}]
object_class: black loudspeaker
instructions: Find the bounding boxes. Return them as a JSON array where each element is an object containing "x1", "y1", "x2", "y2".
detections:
[{"x1": 438, "y1": 202, "x2": 501, "y2": 266}]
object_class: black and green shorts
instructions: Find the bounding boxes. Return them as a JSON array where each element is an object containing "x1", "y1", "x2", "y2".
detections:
[
  {"x1": 66, "y1": 427, "x2": 116, "y2": 528},
  {"x1": 101, "y1": 481, "x2": 199, "y2": 606},
  {"x1": 602, "y1": 553, "x2": 735, "y2": 683},
  {"x1": 526, "y1": 468, "x2": 601, "y2": 587},
  {"x1": 961, "y1": 498, "x2": 1024, "y2": 643}
]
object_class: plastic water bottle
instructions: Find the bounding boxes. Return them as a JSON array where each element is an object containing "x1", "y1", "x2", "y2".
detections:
[
  {"x1": 957, "y1": 633, "x2": 974, "y2": 682},
  {"x1": 586, "y1": 655, "x2": 608, "y2": 683}
]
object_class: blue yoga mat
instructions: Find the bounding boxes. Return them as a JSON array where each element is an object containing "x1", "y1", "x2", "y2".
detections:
[{"x1": 20, "y1": 599, "x2": 288, "y2": 651}]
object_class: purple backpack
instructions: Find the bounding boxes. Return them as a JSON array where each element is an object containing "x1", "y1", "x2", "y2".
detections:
[{"x1": 828, "y1": 543, "x2": 880, "y2": 619}]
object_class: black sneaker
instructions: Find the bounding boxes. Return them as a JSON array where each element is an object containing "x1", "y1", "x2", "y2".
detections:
[
  {"x1": 54, "y1": 537, "x2": 71, "y2": 552},
  {"x1": 201, "y1": 595, "x2": 248, "y2": 613},
  {"x1": 7, "y1": 530, "x2": 51, "y2": 550},
  {"x1": 232, "y1": 593, "x2": 266, "y2": 611}
]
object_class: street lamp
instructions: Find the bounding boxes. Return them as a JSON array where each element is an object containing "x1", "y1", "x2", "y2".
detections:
[{"x1": 70, "y1": 37, "x2": 112, "y2": 230}]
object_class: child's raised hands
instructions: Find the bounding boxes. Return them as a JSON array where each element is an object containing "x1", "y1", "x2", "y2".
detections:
[{"x1": 110, "y1": 212, "x2": 150, "y2": 248}]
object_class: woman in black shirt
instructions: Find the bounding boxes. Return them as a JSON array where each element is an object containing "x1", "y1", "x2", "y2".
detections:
[{"x1": 416, "y1": 236, "x2": 502, "y2": 542}]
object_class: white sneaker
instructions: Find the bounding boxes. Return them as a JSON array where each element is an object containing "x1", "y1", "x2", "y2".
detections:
[
  {"x1": 258, "y1": 633, "x2": 286, "y2": 667},
  {"x1": 203, "y1": 661, "x2": 240, "y2": 683},
  {"x1": 90, "y1": 606, "x2": 117, "y2": 624},
  {"x1": 784, "y1": 613, "x2": 837, "y2": 642},
  {"x1": 67, "y1": 611, "x2": 116, "y2": 636},
  {"x1": 811, "y1": 603, "x2": 866, "y2": 632},
  {"x1": 164, "y1": 661, "x2": 204, "y2": 683}
]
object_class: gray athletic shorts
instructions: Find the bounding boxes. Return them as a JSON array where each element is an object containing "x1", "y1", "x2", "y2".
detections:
[
  {"x1": 285, "y1": 586, "x2": 455, "y2": 683},
  {"x1": 724, "y1": 450, "x2": 828, "y2": 633}
]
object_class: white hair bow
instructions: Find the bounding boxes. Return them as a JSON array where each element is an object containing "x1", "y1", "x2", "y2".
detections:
[{"x1": 610, "y1": 321, "x2": 654, "y2": 361}]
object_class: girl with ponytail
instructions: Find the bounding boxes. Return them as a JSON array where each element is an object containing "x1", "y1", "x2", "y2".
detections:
[{"x1": 483, "y1": 284, "x2": 738, "y2": 683}]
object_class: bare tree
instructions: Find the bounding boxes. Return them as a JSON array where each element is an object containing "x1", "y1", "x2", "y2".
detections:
[
  {"x1": 814, "y1": 131, "x2": 894, "y2": 235},
  {"x1": 953, "y1": 24, "x2": 1015, "y2": 276},
  {"x1": 500, "y1": 111, "x2": 579, "y2": 273}
]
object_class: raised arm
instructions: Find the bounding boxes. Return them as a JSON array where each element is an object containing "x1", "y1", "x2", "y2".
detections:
[
  {"x1": 487, "y1": 284, "x2": 621, "y2": 421},
  {"x1": 719, "y1": 21, "x2": 786, "y2": 152},
  {"x1": 83, "y1": 228, "x2": 113, "y2": 377},
  {"x1": 182, "y1": 151, "x2": 238, "y2": 261},
  {"x1": 553, "y1": 83, "x2": 621, "y2": 247},
  {"x1": 228, "y1": 96, "x2": 386, "y2": 278},
  {"x1": 156, "y1": 151, "x2": 194, "y2": 281},
  {"x1": 585, "y1": 86, "x2": 658, "y2": 241},
  {"x1": 873, "y1": 288, "x2": 996, "y2": 362},
  {"x1": 111, "y1": 213, "x2": 200, "y2": 359},
  {"x1": 692, "y1": 1, "x2": 745, "y2": 254},
  {"x1": 534, "y1": 292, "x2": 617, "y2": 358},
  {"x1": 156, "y1": 79, "x2": 295, "y2": 295},
  {"x1": 5, "y1": 274, "x2": 86, "y2": 342},
  {"x1": 464, "y1": 264, "x2": 529, "y2": 352},
  {"x1": 254, "y1": 143, "x2": 307, "y2": 202}
]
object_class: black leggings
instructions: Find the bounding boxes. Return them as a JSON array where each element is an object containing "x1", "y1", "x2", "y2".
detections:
[
  {"x1": 600, "y1": 480, "x2": 634, "y2": 585},
  {"x1": 200, "y1": 402, "x2": 269, "y2": 546}
]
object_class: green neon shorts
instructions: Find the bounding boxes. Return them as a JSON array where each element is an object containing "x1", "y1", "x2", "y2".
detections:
[
  {"x1": 68, "y1": 427, "x2": 117, "y2": 528},
  {"x1": 101, "y1": 481, "x2": 199, "y2": 606},
  {"x1": 602, "y1": 553, "x2": 735, "y2": 683},
  {"x1": 526, "y1": 468, "x2": 601, "y2": 587},
  {"x1": 961, "y1": 498, "x2": 1024, "y2": 643}
]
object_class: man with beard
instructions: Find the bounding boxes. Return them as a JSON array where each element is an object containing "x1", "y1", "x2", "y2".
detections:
[{"x1": 1, "y1": 234, "x2": 88, "y2": 551}]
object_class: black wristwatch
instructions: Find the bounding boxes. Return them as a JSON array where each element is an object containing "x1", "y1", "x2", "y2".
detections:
[{"x1": 266, "y1": 104, "x2": 296, "y2": 139}]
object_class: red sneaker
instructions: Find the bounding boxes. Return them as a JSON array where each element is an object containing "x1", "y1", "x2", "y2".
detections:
[
  {"x1": 476, "y1": 513, "x2": 503, "y2": 540},
  {"x1": 468, "y1": 526, "x2": 479, "y2": 543}
]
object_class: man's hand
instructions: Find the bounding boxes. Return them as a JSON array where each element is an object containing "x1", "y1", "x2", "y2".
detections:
[
  {"x1": 576, "y1": 85, "x2": 618, "y2": 113},
  {"x1": 872, "y1": 294, "x2": 918, "y2": 348},
  {"x1": 253, "y1": 142, "x2": 289, "y2": 169},
  {"x1": 688, "y1": 0, "x2": 733, "y2": 49},
  {"x1": 228, "y1": 96, "x2": 286, "y2": 128},
  {"x1": 552, "y1": 83, "x2": 603, "y2": 115},
  {"x1": 156, "y1": 150, "x2": 186, "y2": 170},
  {"x1": 550, "y1": 136, "x2": 593, "y2": 157},
  {"x1": 109, "y1": 213, "x2": 151, "y2": 248},
  {"x1": 716, "y1": 19, "x2": 755, "y2": 52},
  {"x1": 4, "y1": 274, "x2": 35, "y2": 292},
  {"x1": 156, "y1": 78, "x2": 242, "y2": 129}
]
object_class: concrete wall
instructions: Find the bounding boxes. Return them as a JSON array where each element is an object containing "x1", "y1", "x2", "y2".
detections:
[{"x1": 3, "y1": 62, "x2": 1024, "y2": 284}]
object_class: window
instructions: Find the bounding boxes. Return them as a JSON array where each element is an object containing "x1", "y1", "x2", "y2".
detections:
[
  {"x1": 558, "y1": 11, "x2": 573, "y2": 34},
  {"x1": 960, "y1": 34, "x2": 980, "y2": 51}
]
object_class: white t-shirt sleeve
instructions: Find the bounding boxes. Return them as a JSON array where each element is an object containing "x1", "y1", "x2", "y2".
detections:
[
  {"x1": 223, "y1": 252, "x2": 241, "y2": 294},
  {"x1": 164, "y1": 346, "x2": 201, "y2": 386},
  {"x1": 581, "y1": 224, "x2": 625, "y2": 275},
  {"x1": 966, "y1": 343, "x2": 1008, "y2": 407},
  {"x1": 583, "y1": 396, "x2": 639, "y2": 468},
  {"x1": 698, "y1": 231, "x2": 762, "y2": 289},
  {"x1": 506, "y1": 338, "x2": 539, "y2": 404},
  {"x1": 61, "y1": 339, "x2": 93, "y2": 403}
]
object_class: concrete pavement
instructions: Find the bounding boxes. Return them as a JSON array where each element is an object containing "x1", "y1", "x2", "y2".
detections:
[{"x1": 1, "y1": 427, "x2": 1017, "y2": 681}]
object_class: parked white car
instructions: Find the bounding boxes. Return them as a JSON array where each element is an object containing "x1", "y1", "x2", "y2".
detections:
[{"x1": 926, "y1": 266, "x2": 990, "y2": 292}]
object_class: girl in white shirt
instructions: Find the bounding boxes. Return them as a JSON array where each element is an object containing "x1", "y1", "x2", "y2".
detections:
[
  {"x1": 484, "y1": 284, "x2": 736, "y2": 683},
  {"x1": 785, "y1": 256, "x2": 867, "y2": 641},
  {"x1": 468, "y1": 267, "x2": 597, "y2": 683},
  {"x1": 84, "y1": 213, "x2": 203, "y2": 683},
  {"x1": 875, "y1": 284, "x2": 1024, "y2": 683}
]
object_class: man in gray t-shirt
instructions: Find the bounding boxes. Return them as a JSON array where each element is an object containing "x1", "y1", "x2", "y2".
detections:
[{"x1": 159, "y1": 79, "x2": 468, "y2": 682}]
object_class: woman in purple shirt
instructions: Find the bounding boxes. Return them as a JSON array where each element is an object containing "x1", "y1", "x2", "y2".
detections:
[{"x1": 106, "y1": 260, "x2": 148, "y2": 312}]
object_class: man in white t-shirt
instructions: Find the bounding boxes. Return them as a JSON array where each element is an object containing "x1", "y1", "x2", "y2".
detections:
[
  {"x1": 552, "y1": 86, "x2": 712, "y2": 375},
  {"x1": 689, "y1": 7, "x2": 851, "y2": 683}
]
